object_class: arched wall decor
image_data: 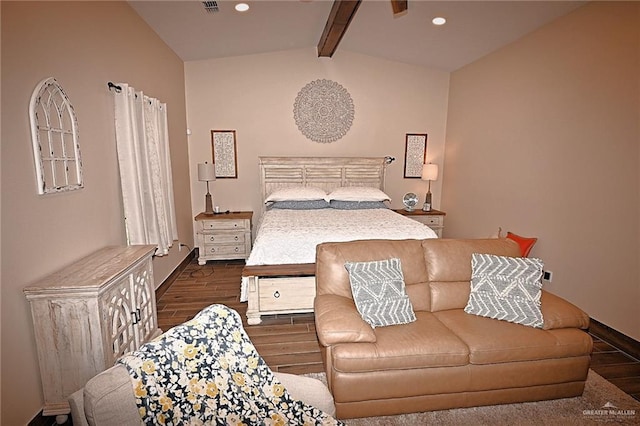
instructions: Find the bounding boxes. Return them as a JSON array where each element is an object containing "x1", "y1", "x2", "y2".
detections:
[
  {"x1": 293, "y1": 79, "x2": 355, "y2": 143},
  {"x1": 29, "y1": 77, "x2": 83, "y2": 194}
]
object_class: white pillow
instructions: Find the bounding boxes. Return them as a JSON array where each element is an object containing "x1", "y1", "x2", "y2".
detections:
[
  {"x1": 326, "y1": 186, "x2": 391, "y2": 202},
  {"x1": 264, "y1": 186, "x2": 327, "y2": 203}
]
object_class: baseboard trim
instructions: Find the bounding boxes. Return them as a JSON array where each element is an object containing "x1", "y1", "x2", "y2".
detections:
[
  {"x1": 589, "y1": 318, "x2": 640, "y2": 361},
  {"x1": 29, "y1": 410, "x2": 71, "y2": 426},
  {"x1": 156, "y1": 249, "x2": 195, "y2": 300}
]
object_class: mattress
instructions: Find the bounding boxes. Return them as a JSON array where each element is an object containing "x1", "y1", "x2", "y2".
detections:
[{"x1": 241, "y1": 208, "x2": 438, "y2": 301}]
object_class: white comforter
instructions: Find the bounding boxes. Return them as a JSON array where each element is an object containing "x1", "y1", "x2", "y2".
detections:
[
  {"x1": 248, "y1": 208, "x2": 438, "y2": 265},
  {"x1": 241, "y1": 208, "x2": 437, "y2": 301}
]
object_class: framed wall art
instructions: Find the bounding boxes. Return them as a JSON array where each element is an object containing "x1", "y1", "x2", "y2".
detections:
[
  {"x1": 211, "y1": 130, "x2": 238, "y2": 178},
  {"x1": 29, "y1": 77, "x2": 84, "y2": 194},
  {"x1": 403, "y1": 133, "x2": 428, "y2": 178}
]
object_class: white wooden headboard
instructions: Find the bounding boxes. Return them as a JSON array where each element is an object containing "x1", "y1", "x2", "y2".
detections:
[{"x1": 259, "y1": 156, "x2": 389, "y2": 203}]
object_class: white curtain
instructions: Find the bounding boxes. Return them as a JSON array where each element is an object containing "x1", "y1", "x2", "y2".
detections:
[{"x1": 113, "y1": 83, "x2": 178, "y2": 256}]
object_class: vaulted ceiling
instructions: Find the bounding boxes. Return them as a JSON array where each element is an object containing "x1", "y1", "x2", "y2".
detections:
[{"x1": 129, "y1": 0, "x2": 585, "y2": 71}]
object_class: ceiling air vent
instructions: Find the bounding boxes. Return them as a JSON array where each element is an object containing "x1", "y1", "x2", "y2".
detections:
[{"x1": 202, "y1": 1, "x2": 219, "y2": 13}]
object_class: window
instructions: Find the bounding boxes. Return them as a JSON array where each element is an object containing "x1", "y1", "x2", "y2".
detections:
[{"x1": 29, "y1": 77, "x2": 83, "y2": 194}]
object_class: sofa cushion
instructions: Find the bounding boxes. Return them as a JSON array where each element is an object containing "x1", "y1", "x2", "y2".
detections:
[
  {"x1": 465, "y1": 253, "x2": 544, "y2": 328},
  {"x1": 345, "y1": 258, "x2": 416, "y2": 327},
  {"x1": 429, "y1": 282, "x2": 471, "y2": 312},
  {"x1": 316, "y1": 239, "x2": 431, "y2": 311},
  {"x1": 422, "y1": 238, "x2": 520, "y2": 312},
  {"x1": 331, "y1": 312, "x2": 469, "y2": 372},
  {"x1": 434, "y1": 310, "x2": 593, "y2": 365}
]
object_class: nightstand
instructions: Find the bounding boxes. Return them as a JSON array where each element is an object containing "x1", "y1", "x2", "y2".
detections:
[
  {"x1": 195, "y1": 211, "x2": 253, "y2": 264},
  {"x1": 394, "y1": 208, "x2": 446, "y2": 238}
]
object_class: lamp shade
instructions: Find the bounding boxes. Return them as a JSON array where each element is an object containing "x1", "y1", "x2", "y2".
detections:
[
  {"x1": 197, "y1": 162, "x2": 216, "y2": 182},
  {"x1": 421, "y1": 163, "x2": 438, "y2": 181}
]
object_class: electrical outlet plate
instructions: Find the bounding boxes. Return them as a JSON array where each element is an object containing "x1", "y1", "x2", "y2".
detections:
[{"x1": 543, "y1": 270, "x2": 553, "y2": 282}]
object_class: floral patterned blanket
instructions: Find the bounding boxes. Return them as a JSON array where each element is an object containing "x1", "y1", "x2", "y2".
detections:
[{"x1": 118, "y1": 304, "x2": 342, "y2": 425}]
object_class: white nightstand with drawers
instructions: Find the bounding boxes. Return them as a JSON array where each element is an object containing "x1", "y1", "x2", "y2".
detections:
[
  {"x1": 195, "y1": 211, "x2": 252, "y2": 264},
  {"x1": 394, "y1": 208, "x2": 446, "y2": 238}
]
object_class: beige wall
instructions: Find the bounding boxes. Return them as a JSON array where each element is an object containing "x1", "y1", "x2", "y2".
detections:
[
  {"x1": 3, "y1": 1, "x2": 637, "y2": 422},
  {"x1": 443, "y1": 2, "x2": 640, "y2": 340},
  {"x1": 0, "y1": 2, "x2": 3, "y2": 419},
  {"x1": 0, "y1": 2, "x2": 192, "y2": 423},
  {"x1": 184, "y1": 48, "x2": 450, "y2": 229}
]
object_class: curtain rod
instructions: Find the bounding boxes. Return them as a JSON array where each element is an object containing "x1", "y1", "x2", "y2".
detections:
[
  {"x1": 107, "y1": 82, "x2": 161, "y2": 106},
  {"x1": 107, "y1": 82, "x2": 122, "y2": 93}
]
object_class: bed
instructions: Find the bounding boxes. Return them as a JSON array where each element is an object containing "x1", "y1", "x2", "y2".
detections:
[{"x1": 242, "y1": 156, "x2": 438, "y2": 325}]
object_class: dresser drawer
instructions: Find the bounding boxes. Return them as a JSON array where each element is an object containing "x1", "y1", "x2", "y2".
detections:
[
  {"x1": 202, "y1": 233, "x2": 245, "y2": 245},
  {"x1": 202, "y1": 244, "x2": 247, "y2": 257},
  {"x1": 258, "y1": 277, "x2": 316, "y2": 311},
  {"x1": 422, "y1": 215, "x2": 444, "y2": 226},
  {"x1": 195, "y1": 212, "x2": 252, "y2": 264},
  {"x1": 201, "y1": 219, "x2": 248, "y2": 231}
]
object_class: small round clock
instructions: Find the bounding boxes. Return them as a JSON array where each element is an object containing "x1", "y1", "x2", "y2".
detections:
[{"x1": 402, "y1": 193, "x2": 418, "y2": 211}]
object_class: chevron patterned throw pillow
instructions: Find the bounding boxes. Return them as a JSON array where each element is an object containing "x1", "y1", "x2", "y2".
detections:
[
  {"x1": 345, "y1": 258, "x2": 416, "y2": 328},
  {"x1": 464, "y1": 253, "x2": 544, "y2": 328}
]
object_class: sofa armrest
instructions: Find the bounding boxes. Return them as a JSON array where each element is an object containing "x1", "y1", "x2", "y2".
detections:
[
  {"x1": 314, "y1": 294, "x2": 376, "y2": 345},
  {"x1": 69, "y1": 389, "x2": 89, "y2": 426},
  {"x1": 541, "y1": 290, "x2": 590, "y2": 330},
  {"x1": 274, "y1": 372, "x2": 336, "y2": 417}
]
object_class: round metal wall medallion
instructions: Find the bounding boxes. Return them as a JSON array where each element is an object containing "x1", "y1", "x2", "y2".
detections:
[{"x1": 293, "y1": 79, "x2": 355, "y2": 143}]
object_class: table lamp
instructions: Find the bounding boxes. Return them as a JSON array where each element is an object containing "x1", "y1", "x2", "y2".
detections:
[
  {"x1": 421, "y1": 163, "x2": 438, "y2": 212},
  {"x1": 198, "y1": 162, "x2": 216, "y2": 214}
]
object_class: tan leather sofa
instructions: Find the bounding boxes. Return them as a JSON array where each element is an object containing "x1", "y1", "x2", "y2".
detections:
[{"x1": 314, "y1": 238, "x2": 592, "y2": 419}]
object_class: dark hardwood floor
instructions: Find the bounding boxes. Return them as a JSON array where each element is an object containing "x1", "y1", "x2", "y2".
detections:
[
  {"x1": 156, "y1": 259, "x2": 324, "y2": 375},
  {"x1": 157, "y1": 257, "x2": 640, "y2": 402},
  {"x1": 590, "y1": 336, "x2": 640, "y2": 401}
]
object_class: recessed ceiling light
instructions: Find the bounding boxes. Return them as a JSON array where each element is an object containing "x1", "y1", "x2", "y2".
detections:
[
  {"x1": 432, "y1": 17, "x2": 446, "y2": 26},
  {"x1": 235, "y1": 3, "x2": 249, "y2": 12}
]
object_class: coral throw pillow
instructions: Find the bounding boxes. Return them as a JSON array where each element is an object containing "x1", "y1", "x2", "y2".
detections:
[{"x1": 506, "y1": 232, "x2": 538, "y2": 257}]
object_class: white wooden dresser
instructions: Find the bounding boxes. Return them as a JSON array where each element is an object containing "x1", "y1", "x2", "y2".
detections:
[
  {"x1": 394, "y1": 208, "x2": 446, "y2": 238},
  {"x1": 195, "y1": 211, "x2": 252, "y2": 265},
  {"x1": 23, "y1": 245, "x2": 160, "y2": 423}
]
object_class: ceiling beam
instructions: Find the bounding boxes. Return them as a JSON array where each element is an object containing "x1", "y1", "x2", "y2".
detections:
[
  {"x1": 390, "y1": 0, "x2": 408, "y2": 15},
  {"x1": 317, "y1": 0, "x2": 362, "y2": 58}
]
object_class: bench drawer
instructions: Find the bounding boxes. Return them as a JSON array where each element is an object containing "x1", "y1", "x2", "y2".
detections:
[{"x1": 258, "y1": 277, "x2": 316, "y2": 311}]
